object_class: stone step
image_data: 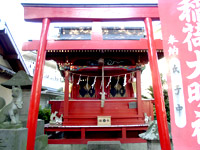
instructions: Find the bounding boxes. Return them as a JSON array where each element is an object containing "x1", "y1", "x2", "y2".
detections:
[{"x1": 87, "y1": 141, "x2": 121, "y2": 150}]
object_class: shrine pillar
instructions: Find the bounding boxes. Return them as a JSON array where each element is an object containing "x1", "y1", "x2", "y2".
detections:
[
  {"x1": 144, "y1": 17, "x2": 171, "y2": 150},
  {"x1": 136, "y1": 70, "x2": 142, "y2": 117},
  {"x1": 63, "y1": 70, "x2": 70, "y2": 124},
  {"x1": 26, "y1": 18, "x2": 50, "y2": 150}
]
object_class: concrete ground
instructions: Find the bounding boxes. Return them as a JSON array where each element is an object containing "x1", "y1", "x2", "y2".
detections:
[{"x1": 47, "y1": 143, "x2": 147, "y2": 150}]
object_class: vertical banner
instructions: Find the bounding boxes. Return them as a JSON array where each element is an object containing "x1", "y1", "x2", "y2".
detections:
[{"x1": 158, "y1": 0, "x2": 200, "y2": 149}]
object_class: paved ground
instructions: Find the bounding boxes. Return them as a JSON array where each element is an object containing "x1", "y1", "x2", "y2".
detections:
[{"x1": 46, "y1": 143, "x2": 147, "y2": 150}]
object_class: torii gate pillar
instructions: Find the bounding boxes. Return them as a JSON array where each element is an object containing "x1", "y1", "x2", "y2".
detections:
[
  {"x1": 26, "y1": 18, "x2": 50, "y2": 150},
  {"x1": 145, "y1": 17, "x2": 171, "y2": 150}
]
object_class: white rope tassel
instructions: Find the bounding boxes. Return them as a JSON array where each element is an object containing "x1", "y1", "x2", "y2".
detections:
[
  {"x1": 77, "y1": 75, "x2": 81, "y2": 85},
  {"x1": 86, "y1": 76, "x2": 89, "y2": 90},
  {"x1": 91, "y1": 76, "x2": 97, "y2": 88},
  {"x1": 123, "y1": 74, "x2": 127, "y2": 87},
  {"x1": 106, "y1": 76, "x2": 112, "y2": 88},
  {"x1": 115, "y1": 76, "x2": 120, "y2": 88}
]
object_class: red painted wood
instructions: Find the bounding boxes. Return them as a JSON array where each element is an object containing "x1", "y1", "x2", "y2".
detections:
[
  {"x1": 47, "y1": 138, "x2": 146, "y2": 144},
  {"x1": 126, "y1": 127, "x2": 147, "y2": 131},
  {"x1": 22, "y1": 39, "x2": 163, "y2": 51},
  {"x1": 71, "y1": 75, "x2": 134, "y2": 100},
  {"x1": 64, "y1": 71, "x2": 69, "y2": 122},
  {"x1": 50, "y1": 100, "x2": 153, "y2": 126},
  {"x1": 45, "y1": 128, "x2": 81, "y2": 132},
  {"x1": 70, "y1": 66, "x2": 139, "y2": 72},
  {"x1": 26, "y1": 18, "x2": 50, "y2": 150},
  {"x1": 45, "y1": 126, "x2": 148, "y2": 132},
  {"x1": 144, "y1": 17, "x2": 171, "y2": 150},
  {"x1": 49, "y1": 100, "x2": 64, "y2": 117},
  {"x1": 23, "y1": 7, "x2": 159, "y2": 22},
  {"x1": 142, "y1": 100, "x2": 155, "y2": 120},
  {"x1": 45, "y1": 125, "x2": 148, "y2": 144},
  {"x1": 122, "y1": 128, "x2": 126, "y2": 139},
  {"x1": 81, "y1": 128, "x2": 86, "y2": 139},
  {"x1": 85, "y1": 128, "x2": 122, "y2": 132},
  {"x1": 136, "y1": 70, "x2": 142, "y2": 117}
]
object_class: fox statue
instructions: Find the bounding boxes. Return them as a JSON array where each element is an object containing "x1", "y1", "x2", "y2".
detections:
[{"x1": 0, "y1": 86, "x2": 23, "y2": 124}]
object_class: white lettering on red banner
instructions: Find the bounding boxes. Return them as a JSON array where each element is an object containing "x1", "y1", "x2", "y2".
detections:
[
  {"x1": 178, "y1": 0, "x2": 200, "y2": 144},
  {"x1": 168, "y1": 35, "x2": 187, "y2": 128}
]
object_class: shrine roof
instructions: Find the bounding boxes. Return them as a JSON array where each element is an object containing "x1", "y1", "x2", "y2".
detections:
[
  {"x1": 0, "y1": 20, "x2": 29, "y2": 74},
  {"x1": 21, "y1": 2, "x2": 157, "y2": 7},
  {"x1": 21, "y1": 3, "x2": 159, "y2": 22}
]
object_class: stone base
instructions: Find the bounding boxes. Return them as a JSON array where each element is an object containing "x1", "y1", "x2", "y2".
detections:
[
  {"x1": 0, "y1": 128, "x2": 27, "y2": 150},
  {"x1": 22, "y1": 119, "x2": 48, "y2": 150},
  {"x1": 35, "y1": 134, "x2": 48, "y2": 150},
  {"x1": 22, "y1": 119, "x2": 44, "y2": 136},
  {"x1": 147, "y1": 140, "x2": 174, "y2": 150},
  {"x1": 47, "y1": 144, "x2": 87, "y2": 150},
  {"x1": 147, "y1": 140, "x2": 160, "y2": 150},
  {"x1": 47, "y1": 143, "x2": 147, "y2": 150},
  {"x1": 0, "y1": 123, "x2": 22, "y2": 129},
  {"x1": 87, "y1": 141, "x2": 121, "y2": 150},
  {"x1": 121, "y1": 143, "x2": 147, "y2": 150}
]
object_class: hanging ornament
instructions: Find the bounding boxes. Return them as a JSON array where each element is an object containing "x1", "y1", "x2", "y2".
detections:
[
  {"x1": 91, "y1": 76, "x2": 97, "y2": 89},
  {"x1": 86, "y1": 76, "x2": 89, "y2": 90},
  {"x1": 115, "y1": 76, "x2": 120, "y2": 88},
  {"x1": 123, "y1": 74, "x2": 127, "y2": 87},
  {"x1": 77, "y1": 75, "x2": 81, "y2": 85},
  {"x1": 106, "y1": 76, "x2": 112, "y2": 88}
]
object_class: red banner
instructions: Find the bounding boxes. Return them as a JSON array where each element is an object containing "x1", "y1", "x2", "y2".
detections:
[{"x1": 158, "y1": 0, "x2": 200, "y2": 149}]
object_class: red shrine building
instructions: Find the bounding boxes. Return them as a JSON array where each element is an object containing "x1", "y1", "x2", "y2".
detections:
[{"x1": 22, "y1": 2, "x2": 171, "y2": 150}]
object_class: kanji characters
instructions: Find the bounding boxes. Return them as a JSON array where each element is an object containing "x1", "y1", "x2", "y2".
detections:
[
  {"x1": 178, "y1": 0, "x2": 199, "y2": 22},
  {"x1": 168, "y1": 35, "x2": 179, "y2": 45},
  {"x1": 192, "y1": 111, "x2": 200, "y2": 144},
  {"x1": 168, "y1": 46, "x2": 179, "y2": 55},
  {"x1": 186, "y1": 50, "x2": 200, "y2": 79},
  {"x1": 168, "y1": 35, "x2": 179, "y2": 55},
  {"x1": 188, "y1": 82, "x2": 200, "y2": 103}
]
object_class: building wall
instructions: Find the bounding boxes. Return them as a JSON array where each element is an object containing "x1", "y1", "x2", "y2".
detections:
[
  {"x1": 0, "y1": 55, "x2": 12, "y2": 69},
  {"x1": 0, "y1": 77, "x2": 12, "y2": 105},
  {"x1": 0, "y1": 55, "x2": 12, "y2": 104},
  {"x1": 22, "y1": 51, "x2": 64, "y2": 90}
]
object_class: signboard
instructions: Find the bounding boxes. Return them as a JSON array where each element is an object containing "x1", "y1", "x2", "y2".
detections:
[{"x1": 158, "y1": 0, "x2": 200, "y2": 149}]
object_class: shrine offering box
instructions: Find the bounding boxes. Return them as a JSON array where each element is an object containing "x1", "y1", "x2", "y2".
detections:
[{"x1": 97, "y1": 116, "x2": 111, "y2": 126}]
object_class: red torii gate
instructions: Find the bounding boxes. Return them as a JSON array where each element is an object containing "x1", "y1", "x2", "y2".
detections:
[{"x1": 22, "y1": 3, "x2": 171, "y2": 150}]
